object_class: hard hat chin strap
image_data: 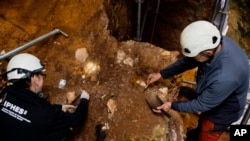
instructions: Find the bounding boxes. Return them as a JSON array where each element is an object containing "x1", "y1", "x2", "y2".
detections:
[
  {"x1": 199, "y1": 51, "x2": 212, "y2": 58},
  {"x1": 199, "y1": 46, "x2": 219, "y2": 62}
]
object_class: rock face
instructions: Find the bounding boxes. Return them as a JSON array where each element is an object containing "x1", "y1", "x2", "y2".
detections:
[{"x1": 0, "y1": 0, "x2": 248, "y2": 141}]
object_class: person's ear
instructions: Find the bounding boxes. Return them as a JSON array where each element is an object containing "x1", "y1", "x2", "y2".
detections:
[
  {"x1": 30, "y1": 75, "x2": 39, "y2": 85},
  {"x1": 29, "y1": 75, "x2": 42, "y2": 93},
  {"x1": 204, "y1": 50, "x2": 214, "y2": 56}
]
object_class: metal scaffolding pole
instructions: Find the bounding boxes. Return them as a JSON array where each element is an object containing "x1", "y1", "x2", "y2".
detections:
[
  {"x1": 0, "y1": 29, "x2": 68, "y2": 61},
  {"x1": 134, "y1": 0, "x2": 144, "y2": 41}
]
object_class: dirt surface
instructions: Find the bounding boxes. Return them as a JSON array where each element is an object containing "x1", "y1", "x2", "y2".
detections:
[
  {"x1": 0, "y1": 0, "x2": 249, "y2": 141},
  {"x1": 0, "y1": 1, "x2": 196, "y2": 140}
]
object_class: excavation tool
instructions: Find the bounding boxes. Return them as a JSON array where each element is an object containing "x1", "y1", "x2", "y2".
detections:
[
  {"x1": 0, "y1": 28, "x2": 68, "y2": 61},
  {"x1": 143, "y1": 84, "x2": 150, "y2": 92}
]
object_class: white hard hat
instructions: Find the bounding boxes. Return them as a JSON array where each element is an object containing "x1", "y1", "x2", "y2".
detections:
[
  {"x1": 180, "y1": 20, "x2": 221, "y2": 57},
  {"x1": 6, "y1": 53, "x2": 45, "y2": 81}
]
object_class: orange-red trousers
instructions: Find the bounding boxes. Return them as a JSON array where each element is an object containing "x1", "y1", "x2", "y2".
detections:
[{"x1": 199, "y1": 118, "x2": 223, "y2": 141}]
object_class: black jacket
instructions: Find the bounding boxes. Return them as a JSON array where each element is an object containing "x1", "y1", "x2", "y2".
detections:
[{"x1": 0, "y1": 85, "x2": 89, "y2": 141}]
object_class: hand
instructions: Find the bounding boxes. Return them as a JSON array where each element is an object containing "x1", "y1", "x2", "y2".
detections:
[
  {"x1": 152, "y1": 102, "x2": 172, "y2": 113},
  {"x1": 147, "y1": 73, "x2": 162, "y2": 85},
  {"x1": 80, "y1": 90, "x2": 90, "y2": 100},
  {"x1": 62, "y1": 105, "x2": 76, "y2": 113}
]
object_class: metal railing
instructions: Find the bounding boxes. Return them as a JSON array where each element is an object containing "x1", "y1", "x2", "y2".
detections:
[
  {"x1": 0, "y1": 28, "x2": 68, "y2": 61},
  {"x1": 211, "y1": 0, "x2": 230, "y2": 35}
]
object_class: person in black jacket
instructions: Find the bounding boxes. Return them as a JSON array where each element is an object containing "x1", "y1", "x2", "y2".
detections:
[
  {"x1": 0, "y1": 53, "x2": 89, "y2": 141},
  {"x1": 147, "y1": 21, "x2": 249, "y2": 141}
]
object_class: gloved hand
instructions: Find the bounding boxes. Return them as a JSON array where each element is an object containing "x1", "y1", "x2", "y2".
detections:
[
  {"x1": 80, "y1": 90, "x2": 90, "y2": 100},
  {"x1": 62, "y1": 105, "x2": 76, "y2": 113}
]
